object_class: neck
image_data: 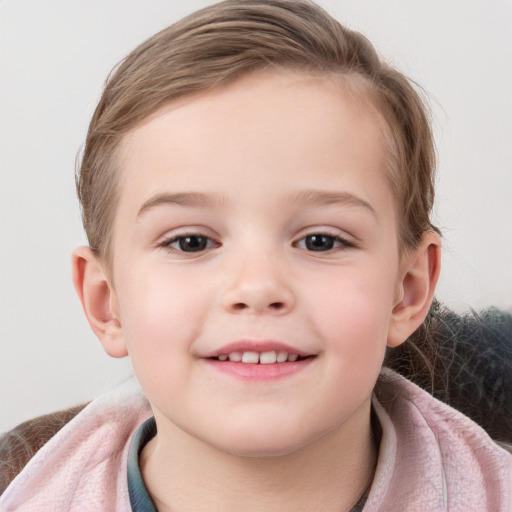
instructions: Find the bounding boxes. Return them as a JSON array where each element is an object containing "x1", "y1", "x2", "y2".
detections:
[{"x1": 141, "y1": 400, "x2": 376, "y2": 512}]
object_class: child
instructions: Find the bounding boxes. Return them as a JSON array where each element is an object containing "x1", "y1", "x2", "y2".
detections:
[{"x1": 1, "y1": 0, "x2": 510, "y2": 510}]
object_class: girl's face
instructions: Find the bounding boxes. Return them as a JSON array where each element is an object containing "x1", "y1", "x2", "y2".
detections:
[{"x1": 109, "y1": 70, "x2": 404, "y2": 456}]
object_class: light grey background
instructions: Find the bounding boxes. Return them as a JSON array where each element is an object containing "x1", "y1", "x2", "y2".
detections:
[{"x1": 1, "y1": 0, "x2": 511, "y2": 432}]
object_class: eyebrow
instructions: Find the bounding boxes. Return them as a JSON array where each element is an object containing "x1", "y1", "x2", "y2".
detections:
[
  {"x1": 137, "y1": 192, "x2": 223, "y2": 218},
  {"x1": 291, "y1": 189, "x2": 377, "y2": 219},
  {"x1": 136, "y1": 189, "x2": 377, "y2": 219}
]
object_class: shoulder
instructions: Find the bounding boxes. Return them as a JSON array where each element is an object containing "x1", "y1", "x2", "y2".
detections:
[
  {"x1": 368, "y1": 370, "x2": 511, "y2": 511},
  {"x1": 0, "y1": 404, "x2": 88, "y2": 495},
  {"x1": 0, "y1": 378, "x2": 152, "y2": 511}
]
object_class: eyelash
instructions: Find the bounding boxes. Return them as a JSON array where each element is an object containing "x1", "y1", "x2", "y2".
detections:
[
  {"x1": 159, "y1": 233, "x2": 218, "y2": 253},
  {"x1": 158, "y1": 232, "x2": 354, "y2": 254},
  {"x1": 294, "y1": 233, "x2": 355, "y2": 252}
]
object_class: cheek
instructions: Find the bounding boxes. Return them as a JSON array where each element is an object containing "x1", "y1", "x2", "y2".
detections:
[
  {"x1": 307, "y1": 265, "x2": 396, "y2": 365},
  {"x1": 115, "y1": 266, "x2": 204, "y2": 362},
  {"x1": 312, "y1": 295, "x2": 390, "y2": 413},
  {"x1": 115, "y1": 274, "x2": 203, "y2": 411}
]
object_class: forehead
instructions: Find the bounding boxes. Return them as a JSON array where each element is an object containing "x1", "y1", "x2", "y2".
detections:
[{"x1": 115, "y1": 70, "x2": 395, "y2": 221}]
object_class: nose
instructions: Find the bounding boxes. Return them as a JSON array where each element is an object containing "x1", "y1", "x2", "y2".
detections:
[{"x1": 221, "y1": 251, "x2": 295, "y2": 315}]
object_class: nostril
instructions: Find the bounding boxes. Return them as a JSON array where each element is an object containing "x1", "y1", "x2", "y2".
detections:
[{"x1": 231, "y1": 301, "x2": 285, "y2": 312}]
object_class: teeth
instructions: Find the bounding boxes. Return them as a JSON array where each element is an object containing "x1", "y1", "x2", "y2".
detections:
[
  {"x1": 276, "y1": 351, "x2": 288, "y2": 363},
  {"x1": 217, "y1": 350, "x2": 303, "y2": 364},
  {"x1": 259, "y1": 351, "x2": 277, "y2": 364},
  {"x1": 228, "y1": 352, "x2": 242, "y2": 362},
  {"x1": 241, "y1": 351, "x2": 259, "y2": 364}
]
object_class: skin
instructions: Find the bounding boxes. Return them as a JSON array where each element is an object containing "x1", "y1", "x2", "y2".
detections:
[{"x1": 73, "y1": 70, "x2": 440, "y2": 511}]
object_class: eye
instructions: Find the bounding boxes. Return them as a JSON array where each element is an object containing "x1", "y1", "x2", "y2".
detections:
[
  {"x1": 295, "y1": 234, "x2": 353, "y2": 252},
  {"x1": 162, "y1": 234, "x2": 217, "y2": 253}
]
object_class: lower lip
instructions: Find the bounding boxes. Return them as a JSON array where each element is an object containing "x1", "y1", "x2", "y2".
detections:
[{"x1": 203, "y1": 357, "x2": 315, "y2": 381}]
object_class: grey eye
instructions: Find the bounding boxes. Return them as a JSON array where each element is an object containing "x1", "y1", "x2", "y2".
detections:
[
  {"x1": 174, "y1": 235, "x2": 211, "y2": 252},
  {"x1": 295, "y1": 233, "x2": 353, "y2": 252},
  {"x1": 304, "y1": 234, "x2": 336, "y2": 251}
]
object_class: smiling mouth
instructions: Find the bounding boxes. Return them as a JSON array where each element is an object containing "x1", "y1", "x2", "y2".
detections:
[
  {"x1": 211, "y1": 351, "x2": 310, "y2": 364},
  {"x1": 204, "y1": 346, "x2": 315, "y2": 380}
]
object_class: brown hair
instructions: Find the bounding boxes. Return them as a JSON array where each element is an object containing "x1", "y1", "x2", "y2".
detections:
[
  {"x1": 77, "y1": 0, "x2": 438, "y2": 259},
  {"x1": 76, "y1": 0, "x2": 440, "y2": 374}
]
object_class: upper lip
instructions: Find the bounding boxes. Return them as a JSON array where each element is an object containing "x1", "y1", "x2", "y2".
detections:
[{"x1": 201, "y1": 340, "x2": 313, "y2": 358}]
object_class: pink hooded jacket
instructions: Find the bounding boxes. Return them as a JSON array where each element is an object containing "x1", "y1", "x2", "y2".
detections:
[{"x1": 0, "y1": 370, "x2": 510, "y2": 511}]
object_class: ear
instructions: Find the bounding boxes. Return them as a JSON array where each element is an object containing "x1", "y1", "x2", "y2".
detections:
[
  {"x1": 387, "y1": 232, "x2": 441, "y2": 347},
  {"x1": 71, "y1": 246, "x2": 128, "y2": 358}
]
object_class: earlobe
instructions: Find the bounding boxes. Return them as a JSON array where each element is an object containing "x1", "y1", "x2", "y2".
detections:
[
  {"x1": 71, "y1": 246, "x2": 128, "y2": 358},
  {"x1": 387, "y1": 232, "x2": 441, "y2": 347}
]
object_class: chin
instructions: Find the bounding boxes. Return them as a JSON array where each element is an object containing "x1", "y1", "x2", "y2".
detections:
[
  {"x1": 222, "y1": 439, "x2": 307, "y2": 458},
  {"x1": 209, "y1": 423, "x2": 322, "y2": 459}
]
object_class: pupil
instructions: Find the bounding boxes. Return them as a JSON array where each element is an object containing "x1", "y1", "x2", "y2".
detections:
[
  {"x1": 306, "y1": 235, "x2": 334, "y2": 251},
  {"x1": 179, "y1": 236, "x2": 207, "y2": 252}
]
